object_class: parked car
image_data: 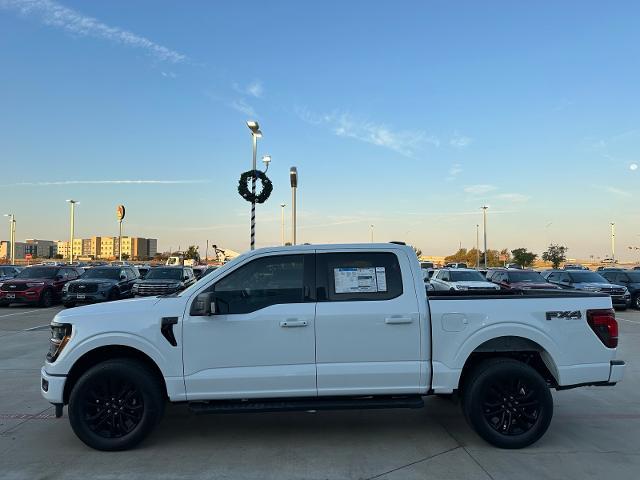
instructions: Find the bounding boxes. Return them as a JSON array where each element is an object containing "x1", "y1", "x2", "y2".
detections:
[
  {"x1": 430, "y1": 268, "x2": 501, "y2": 291},
  {"x1": 600, "y1": 270, "x2": 640, "y2": 310},
  {"x1": 564, "y1": 264, "x2": 589, "y2": 270},
  {"x1": 489, "y1": 269, "x2": 561, "y2": 291},
  {"x1": 542, "y1": 270, "x2": 630, "y2": 309},
  {"x1": 634, "y1": 266, "x2": 640, "y2": 270},
  {"x1": 41, "y1": 243, "x2": 625, "y2": 451},
  {"x1": 0, "y1": 265, "x2": 22, "y2": 282},
  {"x1": 192, "y1": 265, "x2": 208, "y2": 280},
  {"x1": 132, "y1": 266, "x2": 196, "y2": 296},
  {"x1": 134, "y1": 265, "x2": 151, "y2": 278},
  {"x1": 505, "y1": 263, "x2": 522, "y2": 269},
  {"x1": 444, "y1": 262, "x2": 468, "y2": 269},
  {"x1": 0, "y1": 265, "x2": 82, "y2": 307},
  {"x1": 62, "y1": 266, "x2": 139, "y2": 307},
  {"x1": 420, "y1": 261, "x2": 435, "y2": 270},
  {"x1": 485, "y1": 267, "x2": 505, "y2": 281}
]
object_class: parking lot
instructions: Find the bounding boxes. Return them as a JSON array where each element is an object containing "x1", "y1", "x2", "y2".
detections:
[{"x1": 0, "y1": 305, "x2": 638, "y2": 480}]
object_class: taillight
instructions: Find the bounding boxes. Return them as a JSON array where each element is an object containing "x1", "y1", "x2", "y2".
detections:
[{"x1": 586, "y1": 309, "x2": 618, "y2": 348}]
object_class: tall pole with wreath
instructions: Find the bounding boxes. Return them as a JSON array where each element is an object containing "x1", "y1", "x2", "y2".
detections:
[{"x1": 241, "y1": 121, "x2": 272, "y2": 250}]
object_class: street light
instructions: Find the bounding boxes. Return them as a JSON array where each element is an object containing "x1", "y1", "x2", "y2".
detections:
[
  {"x1": 476, "y1": 224, "x2": 480, "y2": 268},
  {"x1": 262, "y1": 155, "x2": 271, "y2": 172},
  {"x1": 3, "y1": 214, "x2": 15, "y2": 264},
  {"x1": 481, "y1": 206, "x2": 489, "y2": 268},
  {"x1": 280, "y1": 203, "x2": 286, "y2": 246},
  {"x1": 247, "y1": 120, "x2": 263, "y2": 250},
  {"x1": 66, "y1": 200, "x2": 79, "y2": 263},
  {"x1": 610, "y1": 222, "x2": 616, "y2": 262},
  {"x1": 290, "y1": 167, "x2": 298, "y2": 245}
]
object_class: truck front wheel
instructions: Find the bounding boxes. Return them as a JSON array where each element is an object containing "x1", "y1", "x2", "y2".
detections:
[
  {"x1": 68, "y1": 359, "x2": 165, "y2": 451},
  {"x1": 462, "y1": 358, "x2": 553, "y2": 449}
]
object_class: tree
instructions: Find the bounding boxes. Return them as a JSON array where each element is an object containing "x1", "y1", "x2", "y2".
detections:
[
  {"x1": 184, "y1": 245, "x2": 200, "y2": 262},
  {"x1": 511, "y1": 248, "x2": 537, "y2": 268},
  {"x1": 121, "y1": 253, "x2": 130, "y2": 261},
  {"x1": 412, "y1": 246, "x2": 423, "y2": 257},
  {"x1": 444, "y1": 248, "x2": 469, "y2": 264},
  {"x1": 542, "y1": 244, "x2": 567, "y2": 269}
]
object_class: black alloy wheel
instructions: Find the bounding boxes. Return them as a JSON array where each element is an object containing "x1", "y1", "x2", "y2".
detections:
[
  {"x1": 462, "y1": 358, "x2": 553, "y2": 449},
  {"x1": 40, "y1": 289, "x2": 54, "y2": 308}
]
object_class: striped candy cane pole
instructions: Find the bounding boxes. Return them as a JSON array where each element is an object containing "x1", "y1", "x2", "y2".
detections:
[{"x1": 251, "y1": 170, "x2": 256, "y2": 250}]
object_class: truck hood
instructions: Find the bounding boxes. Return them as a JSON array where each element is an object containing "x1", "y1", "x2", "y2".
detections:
[
  {"x1": 69, "y1": 278, "x2": 118, "y2": 285},
  {"x1": 2, "y1": 278, "x2": 53, "y2": 286},
  {"x1": 574, "y1": 282, "x2": 625, "y2": 291},
  {"x1": 135, "y1": 279, "x2": 182, "y2": 285},
  {"x1": 53, "y1": 296, "x2": 162, "y2": 323}
]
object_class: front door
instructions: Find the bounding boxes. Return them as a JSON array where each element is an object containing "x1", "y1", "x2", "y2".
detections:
[
  {"x1": 183, "y1": 253, "x2": 317, "y2": 400},
  {"x1": 314, "y1": 250, "x2": 423, "y2": 396}
]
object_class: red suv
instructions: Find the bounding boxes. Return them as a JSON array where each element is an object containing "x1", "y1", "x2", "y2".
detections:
[{"x1": 0, "y1": 265, "x2": 83, "y2": 307}]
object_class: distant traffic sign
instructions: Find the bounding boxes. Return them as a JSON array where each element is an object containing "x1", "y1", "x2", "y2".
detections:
[{"x1": 116, "y1": 204, "x2": 126, "y2": 221}]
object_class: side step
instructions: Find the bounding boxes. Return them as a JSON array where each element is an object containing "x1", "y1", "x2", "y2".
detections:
[{"x1": 189, "y1": 395, "x2": 424, "y2": 415}]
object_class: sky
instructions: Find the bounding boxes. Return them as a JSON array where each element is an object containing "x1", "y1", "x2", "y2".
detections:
[{"x1": 1, "y1": 0, "x2": 639, "y2": 261}]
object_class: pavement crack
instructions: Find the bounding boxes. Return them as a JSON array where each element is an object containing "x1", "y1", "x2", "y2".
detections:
[
  {"x1": 364, "y1": 446, "x2": 462, "y2": 480},
  {"x1": 0, "y1": 405, "x2": 53, "y2": 436}
]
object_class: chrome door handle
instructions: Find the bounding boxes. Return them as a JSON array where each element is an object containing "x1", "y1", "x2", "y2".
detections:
[
  {"x1": 385, "y1": 317, "x2": 413, "y2": 324},
  {"x1": 280, "y1": 320, "x2": 308, "y2": 328}
]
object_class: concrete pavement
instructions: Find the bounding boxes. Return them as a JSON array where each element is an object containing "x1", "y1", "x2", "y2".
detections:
[{"x1": 1, "y1": 305, "x2": 639, "y2": 479}]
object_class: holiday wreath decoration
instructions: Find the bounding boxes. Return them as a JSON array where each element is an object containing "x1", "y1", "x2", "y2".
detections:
[{"x1": 238, "y1": 170, "x2": 273, "y2": 204}]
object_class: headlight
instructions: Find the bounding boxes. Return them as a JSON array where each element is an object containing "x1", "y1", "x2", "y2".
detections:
[
  {"x1": 62, "y1": 283, "x2": 70, "y2": 292},
  {"x1": 455, "y1": 285, "x2": 468, "y2": 291},
  {"x1": 47, "y1": 323, "x2": 72, "y2": 362},
  {"x1": 27, "y1": 282, "x2": 45, "y2": 287}
]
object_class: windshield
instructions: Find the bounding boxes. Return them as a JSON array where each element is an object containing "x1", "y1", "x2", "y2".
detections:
[
  {"x1": 626, "y1": 272, "x2": 640, "y2": 282},
  {"x1": 568, "y1": 272, "x2": 607, "y2": 283},
  {"x1": 450, "y1": 271, "x2": 486, "y2": 282},
  {"x1": 15, "y1": 267, "x2": 58, "y2": 279},
  {"x1": 145, "y1": 268, "x2": 183, "y2": 280},
  {"x1": 82, "y1": 269, "x2": 121, "y2": 280},
  {"x1": 508, "y1": 271, "x2": 545, "y2": 282}
]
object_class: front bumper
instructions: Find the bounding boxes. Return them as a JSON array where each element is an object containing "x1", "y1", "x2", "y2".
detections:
[
  {"x1": 62, "y1": 291, "x2": 108, "y2": 303},
  {"x1": 0, "y1": 290, "x2": 41, "y2": 304},
  {"x1": 41, "y1": 366, "x2": 66, "y2": 404}
]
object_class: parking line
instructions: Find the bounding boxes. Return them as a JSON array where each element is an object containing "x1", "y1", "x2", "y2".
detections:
[
  {"x1": 0, "y1": 309, "x2": 47, "y2": 318},
  {"x1": 24, "y1": 324, "x2": 51, "y2": 331},
  {"x1": 618, "y1": 317, "x2": 640, "y2": 325}
]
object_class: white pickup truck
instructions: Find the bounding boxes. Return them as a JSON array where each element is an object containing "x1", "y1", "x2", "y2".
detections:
[{"x1": 41, "y1": 243, "x2": 625, "y2": 451}]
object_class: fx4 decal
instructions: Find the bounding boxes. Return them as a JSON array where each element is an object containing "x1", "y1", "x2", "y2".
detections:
[{"x1": 546, "y1": 310, "x2": 582, "y2": 321}]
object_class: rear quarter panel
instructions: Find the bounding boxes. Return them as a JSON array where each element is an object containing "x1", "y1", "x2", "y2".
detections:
[{"x1": 428, "y1": 294, "x2": 619, "y2": 393}]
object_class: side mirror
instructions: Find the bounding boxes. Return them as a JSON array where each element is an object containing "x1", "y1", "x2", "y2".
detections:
[
  {"x1": 190, "y1": 292, "x2": 216, "y2": 316},
  {"x1": 120, "y1": 274, "x2": 127, "y2": 280}
]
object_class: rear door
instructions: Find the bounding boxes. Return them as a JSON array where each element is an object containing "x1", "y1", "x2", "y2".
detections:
[{"x1": 314, "y1": 250, "x2": 423, "y2": 395}]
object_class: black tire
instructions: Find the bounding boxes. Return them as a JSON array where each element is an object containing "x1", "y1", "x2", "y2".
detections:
[
  {"x1": 462, "y1": 358, "x2": 553, "y2": 449},
  {"x1": 107, "y1": 289, "x2": 120, "y2": 302},
  {"x1": 68, "y1": 359, "x2": 165, "y2": 451},
  {"x1": 39, "y1": 289, "x2": 54, "y2": 308},
  {"x1": 63, "y1": 302, "x2": 76, "y2": 308},
  {"x1": 0, "y1": 301, "x2": 8, "y2": 308},
  {"x1": 633, "y1": 295, "x2": 640, "y2": 310}
]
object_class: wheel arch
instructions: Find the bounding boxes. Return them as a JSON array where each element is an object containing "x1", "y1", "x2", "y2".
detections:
[
  {"x1": 63, "y1": 345, "x2": 168, "y2": 404},
  {"x1": 457, "y1": 335, "x2": 560, "y2": 391}
]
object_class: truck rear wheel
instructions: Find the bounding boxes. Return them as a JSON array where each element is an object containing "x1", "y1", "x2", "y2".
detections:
[
  {"x1": 68, "y1": 359, "x2": 165, "y2": 451},
  {"x1": 462, "y1": 358, "x2": 553, "y2": 449}
]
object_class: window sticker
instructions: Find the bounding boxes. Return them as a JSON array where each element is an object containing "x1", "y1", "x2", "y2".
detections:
[{"x1": 334, "y1": 267, "x2": 387, "y2": 293}]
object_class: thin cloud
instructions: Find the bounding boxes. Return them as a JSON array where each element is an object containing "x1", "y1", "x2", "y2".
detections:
[
  {"x1": 296, "y1": 107, "x2": 437, "y2": 157},
  {"x1": 596, "y1": 185, "x2": 633, "y2": 198},
  {"x1": 450, "y1": 133, "x2": 472, "y2": 148},
  {"x1": 495, "y1": 193, "x2": 530, "y2": 203},
  {"x1": 234, "y1": 80, "x2": 264, "y2": 98},
  {"x1": 464, "y1": 184, "x2": 497, "y2": 195},
  {"x1": 229, "y1": 98, "x2": 258, "y2": 117},
  {"x1": 2, "y1": 179, "x2": 209, "y2": 187},
  {"x1": 1, "y1": 0, "x2": 186, "y2": 63}
]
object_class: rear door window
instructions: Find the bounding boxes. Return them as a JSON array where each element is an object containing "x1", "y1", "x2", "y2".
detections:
[{"x1": 317, "y1": 252, "x2": 403, "y2": 302}]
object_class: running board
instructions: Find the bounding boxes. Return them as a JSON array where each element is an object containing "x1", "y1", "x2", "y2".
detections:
[{"x1": 189, "y1": 395, "x2": 424, "y2": 415}]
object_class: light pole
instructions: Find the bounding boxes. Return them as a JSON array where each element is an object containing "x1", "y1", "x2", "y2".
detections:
[
  {"x1": 246, "y1": 121, "x2": 262, "y2": 250},
  {"x1": 3, "y1": 214, "x2": 15, "y2": 264},
  {"x1": 290, "y1": 167, "x2": 298, "y2": 245},
  {"x1": 610, "y1": 222, "x2": 616, "y2": 262},
  {"x1": 476, "y1": 224, "x2": 480, "y2": 268},
  {"x1": 280, "y1": 203, "x2": 286, "y2": 246},
  {"x1": 370, "y1": 224, "x2": 375, "y2": 243},
  {"x1": 481, "y1": 206, "x2": 488, "y2": 268},
  {"x1": 66, "y1": 200, "x2": 79, "y2": 263}
]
